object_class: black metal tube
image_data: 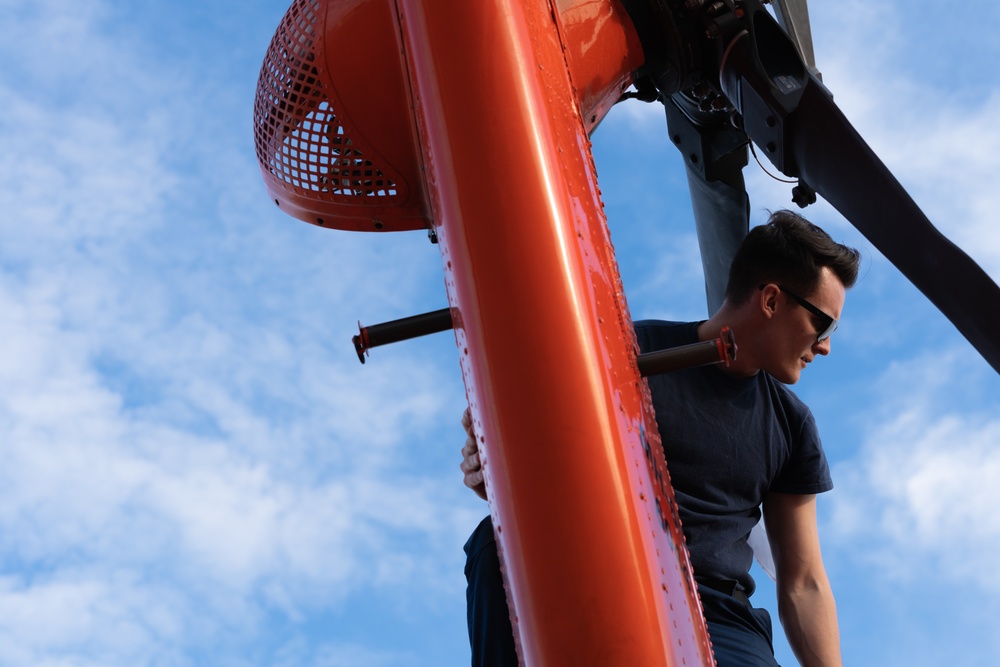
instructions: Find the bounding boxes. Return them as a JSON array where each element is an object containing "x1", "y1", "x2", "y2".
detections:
[
  {"x1": 353, "y1": 308, "x2": 454, "y2": 363},
  {"x1": 638, "y1": 328, "x2": 736, "y2": 376}
]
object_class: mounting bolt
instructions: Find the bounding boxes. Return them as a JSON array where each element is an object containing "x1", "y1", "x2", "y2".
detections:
[{"x1": 791, "y1": 181, "x2": 818, "y2": 208}]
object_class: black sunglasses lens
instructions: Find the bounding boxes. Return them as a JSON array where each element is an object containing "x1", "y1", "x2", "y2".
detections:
[{"x1": 780, "y1": 286, "x2": 838, "y2": 342}]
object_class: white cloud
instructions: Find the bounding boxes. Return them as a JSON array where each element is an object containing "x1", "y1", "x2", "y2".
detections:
[
  {"x1": 829, "y1": 351, "x2": 1000, "y2": 590},
  {"x1": 599, "y1": 92, "x2": 667, "y2": 135},
  {"x1": 625, "y1": 229, "x2": 708, "y2": 319},
  {"x1": 0, "y1": 268, "x2": 471, "y2": 661},
  {"x1": 0, "y1": 2, "x2": 474, "y2": 664},
  {"x1": 805, "y1": 0, "x2": 1000, "y2": 281},
  {"x1": 4, "y1": 0, "x2": 994, "y2": 664},
  {"x1": 0, "y1": 570, "x2": 201, "y2": 667}
]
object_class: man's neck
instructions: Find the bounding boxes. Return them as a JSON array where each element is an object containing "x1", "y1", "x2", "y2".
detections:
[{"x1": 698, "y1": 304, "x2": 760, "y2": 378}]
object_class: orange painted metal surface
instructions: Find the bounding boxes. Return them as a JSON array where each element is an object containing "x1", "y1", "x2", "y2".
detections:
[
  {"x1": 255, "y1": 0, "x2": 716, "y2": 663},
  {"x1": 555, "y1": 0, "x2": 646, "y2": 133},
  {"x1": 394, "y1": 0, "x2": 713, "y2": 664},
  {"x1": 253, "y1": 0, "x2": 430, "y2": 232},
  {"x1": 251, "y1": 0, "x2": 643, "y2": 232}
]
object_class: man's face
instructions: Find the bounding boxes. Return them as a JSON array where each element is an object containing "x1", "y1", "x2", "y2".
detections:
[{"x1": 763, "y1": 266, "x2": 846, "y2": 384}]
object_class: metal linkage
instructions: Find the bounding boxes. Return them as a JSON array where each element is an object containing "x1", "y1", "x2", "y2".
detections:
[
  {"x1": 637, "y1": 326, "x2": 736, "y2": 376},
  {"x1": 353, "y1": 308, "x2": 454, "y2": 363},
  {"x1": 354, "y1": 310, "x2": 736, "y2": 375}
]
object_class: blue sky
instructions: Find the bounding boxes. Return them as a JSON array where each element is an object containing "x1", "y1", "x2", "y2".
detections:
[{"x1": 1, "y1": 0, "x2": 999, "y2": 665}]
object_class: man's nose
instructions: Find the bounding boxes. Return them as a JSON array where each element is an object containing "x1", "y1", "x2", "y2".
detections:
[{"x1": 813, "y1": 337, "x2": 832, "y2": 356}]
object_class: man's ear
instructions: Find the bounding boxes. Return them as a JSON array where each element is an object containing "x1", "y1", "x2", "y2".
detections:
[{"x1": 759, "y1": 283, "x2": 780, "y2": 321}]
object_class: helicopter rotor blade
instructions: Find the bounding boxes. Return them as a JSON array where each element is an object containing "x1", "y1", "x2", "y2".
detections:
[
  {"x1": 719, "y1": 8, "x2": 1000, "y2": 374},
  {"x1": 791, "y1": 80, "x2": 1000, "y2": 372}
]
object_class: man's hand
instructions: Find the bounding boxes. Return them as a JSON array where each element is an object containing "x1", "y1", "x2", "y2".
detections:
[{"x1": 459, "y1": 407, "x2": 488, "y2": 501}]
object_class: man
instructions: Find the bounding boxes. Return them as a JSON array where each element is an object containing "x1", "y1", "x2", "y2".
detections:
[{"x1": 459, "y1": 210, "x2": 861, "y2": 666}]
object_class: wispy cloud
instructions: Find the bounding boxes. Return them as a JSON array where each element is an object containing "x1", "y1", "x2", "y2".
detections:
[
  {"x1": 0, "y1": 1, "x2": 476, "y2": 664},
  {"x1": 4, "y1": 0, "x2": 999, "y2": 665},
  {"x1": 807, "y1": 0, "x2": 1000, "y2": 279},
  {"x1": 829, "y1": 350, "x2": 1000, "y2": 588}
]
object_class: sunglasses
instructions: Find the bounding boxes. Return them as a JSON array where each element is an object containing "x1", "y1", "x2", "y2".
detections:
[{"x1": 760, "y1": 284, "x2": 839, "y2": 342}]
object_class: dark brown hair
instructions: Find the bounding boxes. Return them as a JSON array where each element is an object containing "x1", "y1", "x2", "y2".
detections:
[{"x1": 725, "y1": 210, "x2": 861, "y2": 305}]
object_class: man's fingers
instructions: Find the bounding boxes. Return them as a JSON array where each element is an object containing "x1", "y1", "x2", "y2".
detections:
[
  {"x1": 463, "y1": 469, "x2": 485, "y2": 491},
  {"x1": 461, "y1": 432, "x2": 479, "y2": 456},
  {"x1": 460, "y1": 406, "x2": 489, "y2": 501},
  {"x1": 461, "y1": 407, "x2": 475, "y2": 437},
  {"x1": 459, "y1": 449, "x2": 481, "y2": 474}
]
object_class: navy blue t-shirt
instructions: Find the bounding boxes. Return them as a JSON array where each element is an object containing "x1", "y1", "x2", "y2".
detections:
[{"x1": 635, "y1": 320, "x2": 832, "y2": 596}]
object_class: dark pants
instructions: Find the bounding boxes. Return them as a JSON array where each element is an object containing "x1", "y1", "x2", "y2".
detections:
[
  {"x1": 463, "y1": 515, "x2": 780, "y2": 667},
  {"x1": 699, "y1": 585, "x2": 780, "y2": 666},
  {"x1": 463, "y1": 516, "x2": 518, "y2": 666}
]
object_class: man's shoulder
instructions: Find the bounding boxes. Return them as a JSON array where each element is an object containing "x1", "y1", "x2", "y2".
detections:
[
  {"x1": 759, "y1": 371, "x2": 816, "y2": 432},
  {"x1": 761, "y1": 371, "x2": 810, "y2": 411},
  {"x1": 633, "y1": 319, "x2": 700, "y2": 353},
  {"x1": 758, "y1": 373, "x2": 831, "y2": 494}
]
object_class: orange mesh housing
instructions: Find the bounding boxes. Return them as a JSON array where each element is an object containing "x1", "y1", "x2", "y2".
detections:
[{"x1": 253, "y1": 0, "x2": 429, "y2": 232}]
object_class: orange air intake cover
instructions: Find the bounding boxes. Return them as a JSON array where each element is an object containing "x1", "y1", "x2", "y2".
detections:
[{"x1": 253, "y1": 0, "x2": 429, "y2": 232}]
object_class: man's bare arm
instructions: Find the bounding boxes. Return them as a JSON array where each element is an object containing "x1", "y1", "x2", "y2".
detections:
[{"x1": 763, "y1": 492, "x2": 842, "y2": 667}]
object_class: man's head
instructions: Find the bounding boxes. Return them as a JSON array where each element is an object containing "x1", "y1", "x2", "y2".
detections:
[
  {"x1": 724, "y1": 210, "x2": 861, "y2": 306},
  {"x1": 722, "y1": 211, "x2": 861, "y2": 383}
]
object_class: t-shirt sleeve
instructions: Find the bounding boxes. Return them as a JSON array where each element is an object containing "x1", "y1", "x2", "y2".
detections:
[
  {"x1": 634, "y1": 320, "x2": 700, "y2": 355},
  {"x1": 769, "y1": 409, "x2": 834, "y2": 495}
]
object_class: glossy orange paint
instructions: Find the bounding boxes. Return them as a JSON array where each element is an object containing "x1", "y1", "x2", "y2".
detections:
[
  {"x1": 256, "y1": 0, "x2": 716, "y2": 663},
  {"x1": 253, "y1": 0, "x2": 430, "y2": 232},
  {"x1": 555, "y1": 0, "x2": 646, "y2": 133},
  {"x1": 394, "y1": 0, "x2": 714, "y2": 665}
]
